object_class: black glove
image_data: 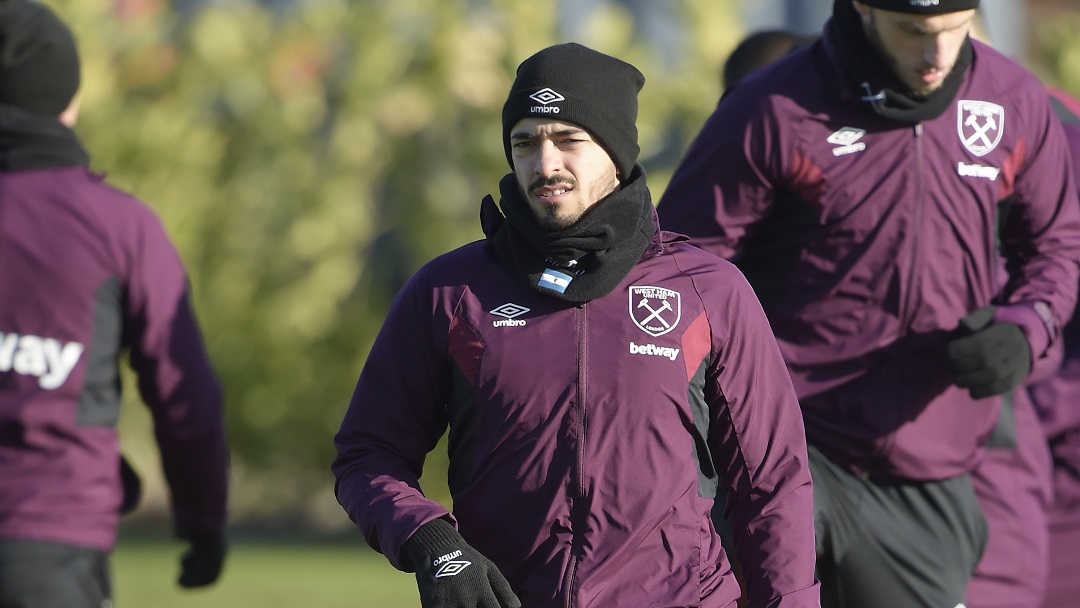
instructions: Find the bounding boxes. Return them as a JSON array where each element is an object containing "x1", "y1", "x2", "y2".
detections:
[
  {"x1": 946, "y1": 306, "x2": 1031, "y2": 399},
  {"x1": 404, "y1": 519, "x2": 521, "y2": 608},
  {"x1": 118, "y1": 455, "x2": 141, "y2": 516},
  {"x1": 178, "y1": 532, "x2": 227, "y2": 588}
]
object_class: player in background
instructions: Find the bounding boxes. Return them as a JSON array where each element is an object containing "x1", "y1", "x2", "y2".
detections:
[{"x1": 0, "y1": 1, "x2": 229, "y2": 605}]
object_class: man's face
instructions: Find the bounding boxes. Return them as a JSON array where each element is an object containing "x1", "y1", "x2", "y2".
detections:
[
  {"x1": 853, "y1": 2, "x2": 975, "y2": 95},
  {"x1": 510, "y1": 118, "x2": 620, "y2": 230}
]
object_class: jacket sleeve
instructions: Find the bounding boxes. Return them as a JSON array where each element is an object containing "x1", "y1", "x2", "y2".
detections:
[
  {"x1": 122, "y1": 211, "x2": 228, "y2": 539},
  {"x1": 998, "y1": 89, "x2": 1080, "y2": 359},
  {"x1": 705, "y1": 263, "x2": 820, "y2": 608},
  {"x1": 657, "y1": 95, "x2": 785, "y2": 258},
  {"x1": 332, "y1": 267, "x2": 453, "y2": 571},
  {"x1": 1025, "y1": 116, "x2": 1080, "y2": 438}
]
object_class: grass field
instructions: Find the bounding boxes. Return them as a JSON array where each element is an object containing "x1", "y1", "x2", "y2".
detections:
[{"x1": 112, "y1": 535, "x2": 419, "y2": 607}]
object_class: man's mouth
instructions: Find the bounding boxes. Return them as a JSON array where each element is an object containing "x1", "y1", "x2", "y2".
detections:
[
  {"x1": 917, "y1": 67, "x2": 944, "y2": 84},
  {"x1": 538, "y1": 187, "x2": 569, "y2": 198}
]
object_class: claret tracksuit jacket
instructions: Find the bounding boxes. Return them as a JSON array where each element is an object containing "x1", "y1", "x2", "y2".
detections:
[
  {"x1": 1029, "y1": 88, "x2": 1080, "y2": 506},
  {"x1": 0, "y1": 107, "x2": 228, "y2": 551},
  {"x1": 658, "y1": 34, "x2": 1080, "y2": 482},
  {"x1": 333, "y1": 177, "x2": 818, "y2": 608}
]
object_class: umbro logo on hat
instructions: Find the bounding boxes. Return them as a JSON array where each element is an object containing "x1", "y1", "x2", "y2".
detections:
[
  {"x1": 857, "y1": 0, "x2": 979, "y2": 13},
  {"x1": 529, "y1": 88, "x2": 565, "y2": 105}
]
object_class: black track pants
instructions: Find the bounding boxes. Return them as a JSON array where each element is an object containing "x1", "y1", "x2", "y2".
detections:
[
  {"x1": 810, "y1": 446, "x2": 988, "y2": 608},
  {"x1": 0, "y1": 539, "x2": 111, "y2": 608}
]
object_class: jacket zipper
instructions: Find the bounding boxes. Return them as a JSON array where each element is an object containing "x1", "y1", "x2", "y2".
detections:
[
  {"x1": 898, "y1": 123, "x2": 925, "y2": 338},
  {"x1": 563, "y1": 303, "x2": 588, "y2": 608}
]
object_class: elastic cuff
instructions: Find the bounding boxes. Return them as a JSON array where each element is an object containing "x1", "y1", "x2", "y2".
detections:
[
  {"x1": 994, "y1": 302, "x2": 1052, "y2": 359},
  {"x1": 404, "y1": 518, "x2": 462, "y2": 569}
]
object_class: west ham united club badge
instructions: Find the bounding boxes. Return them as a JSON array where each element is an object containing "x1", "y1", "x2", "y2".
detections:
[
  {"x1": 629, "y1": 286, "x2": 681, "y2": 337},
  {"x1": 957, "y1": 100, "x2": 1005, "y2": 157}
]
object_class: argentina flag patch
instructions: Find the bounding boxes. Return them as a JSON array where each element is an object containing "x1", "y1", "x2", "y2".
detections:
[{"x1": 537, "y1": 268, "x2": 574, "y2": 293}]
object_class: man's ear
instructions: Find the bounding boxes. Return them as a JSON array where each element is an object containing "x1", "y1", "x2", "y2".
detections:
[{"x1": 59, "y1": 93, "x2": 81, "y2": 128}]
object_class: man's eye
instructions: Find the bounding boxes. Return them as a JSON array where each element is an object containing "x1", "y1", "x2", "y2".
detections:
[{"x1": 513, "y1": 141, "x2": 534, "y2": 149}]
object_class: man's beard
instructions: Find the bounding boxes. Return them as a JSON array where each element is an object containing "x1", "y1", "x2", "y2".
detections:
[
  {"x1": 530, "y1": 176, "x2": 579, "y2": 230},
  {"x1": 866, "y1": 12, "x2": 941, "y2": 96},
  {"x1": 539, "y1": 206, "x2": 579, "y2": 230}
]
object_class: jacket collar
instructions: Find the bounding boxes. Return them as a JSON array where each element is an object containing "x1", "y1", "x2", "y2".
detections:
[{"x1": 0, "y1": 103, "x2": 89, "y2": 171}]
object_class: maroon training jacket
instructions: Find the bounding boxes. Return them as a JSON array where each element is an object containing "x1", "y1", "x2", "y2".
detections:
[{"x1": 658, "y1": 35, "x2": 1080, "y2": 481}]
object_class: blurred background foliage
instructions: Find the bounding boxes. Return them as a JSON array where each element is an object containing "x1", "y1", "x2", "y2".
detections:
[{"x1": 42, "y1": 0, "x2": 1080, "y2": 536}]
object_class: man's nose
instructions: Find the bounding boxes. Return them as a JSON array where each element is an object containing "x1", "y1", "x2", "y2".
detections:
[
  {"x1": 924, "y1": 35, "x2": 949, "y2": 70},
  {"x1": 535, "y1": 140, "x2": 564, "y2": 175}
]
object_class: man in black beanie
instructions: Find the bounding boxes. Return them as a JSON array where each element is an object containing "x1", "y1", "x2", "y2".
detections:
[
  {"x1": 659, "y1": 1, "x2": 1080, "y2": 608},
  {"x1": 0, "y1": 1, "x2": 230, "y2": 605},
  {"x1": 0, "y1": 0, "x2": 80, "y2": 117},
  {"x1": 334, "y1": 42, "x2": 820, "y2": 608}
]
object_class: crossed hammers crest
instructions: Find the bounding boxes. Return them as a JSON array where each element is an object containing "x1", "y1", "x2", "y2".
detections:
[{"x1": 637, "y1": 297, "x2": 674, "y2": 329}]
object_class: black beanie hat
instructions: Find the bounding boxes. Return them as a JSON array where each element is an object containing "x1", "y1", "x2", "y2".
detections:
[
  {"x1": 502, "y1": 43, "x2": 645, "y2": 180},
  {"x1": 0, "y1": 0, "x2": 81, "y2": 116},
  {"x1": 856, "y1": 0, "x2": 979, "y2": 14}
]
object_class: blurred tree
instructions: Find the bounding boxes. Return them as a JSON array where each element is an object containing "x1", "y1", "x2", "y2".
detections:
[
  {"x1": 1032, "y1": 7, "x2": 1080, "y2": 99},
  {"x1": 41, "y1": 0, "x2": 1078, "y2": 535}
]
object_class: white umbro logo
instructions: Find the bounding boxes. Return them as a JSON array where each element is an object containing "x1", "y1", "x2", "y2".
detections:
[
  {"x1": 435, "y1": 560, "x2": 472, "y2": 578},
  {"x1": 827, "y1": 127, "x2": 867, "y2": 157},
  {"x1": 491, "y1": 303, "x2": 529, "y2": 327},
  {"x1": 529, "y1": 88, "x2": 565, "y2": 105},
  {"x1": 827, "y1": 127, "x2": 865, "y2": 146},
  {"x1": 433, "y1": 550, "x2": 472, "y2": 578},
  {"x1": 491, "y1": 303, "x2": 529, "y2": 318}
]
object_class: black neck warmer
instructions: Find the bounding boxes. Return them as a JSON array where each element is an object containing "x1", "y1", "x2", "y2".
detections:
[
  {"x1": 481, "y1": 165, "x2": 658, "y2": 303},
  {"x1": 829, "y1": 0, "x2": 972, "y2": 124},
  {"x1": 0, "y1": 103, "x2": 89, "y2": 170}
]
